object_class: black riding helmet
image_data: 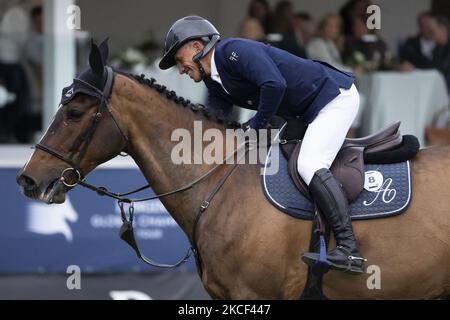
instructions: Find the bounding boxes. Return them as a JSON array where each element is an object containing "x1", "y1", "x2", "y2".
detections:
[{"x1": 159, "y1": 16, "x2": 220, "y2": 70}]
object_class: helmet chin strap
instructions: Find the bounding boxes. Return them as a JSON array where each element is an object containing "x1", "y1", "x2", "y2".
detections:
[
  {"x1": 195, "y1": 60, "x2": 207, "y2": 79},
  {"x1": 192, "y1": 34, "x2": 220, "y2": 80}
]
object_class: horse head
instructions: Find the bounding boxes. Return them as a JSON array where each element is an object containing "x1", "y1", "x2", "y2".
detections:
[{"x1": 17, "y1": 39, "x2": 127, "y2": 204}]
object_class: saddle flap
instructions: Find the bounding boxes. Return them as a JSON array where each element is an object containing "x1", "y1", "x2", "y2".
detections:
[
  {"x1": 288, "y1": 142, "x2": 311, "y2": 201},
  {"x1": 288, "y1": 142, "x2": 365, "y2": 203},
  {"x1": 330, "y1": 146, "x2": 365, "y2": 202}
]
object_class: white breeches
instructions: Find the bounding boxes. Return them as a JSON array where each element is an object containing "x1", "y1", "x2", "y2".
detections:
[{"x1": 297, "y1": 84, "x2": 360, "y2": 185}]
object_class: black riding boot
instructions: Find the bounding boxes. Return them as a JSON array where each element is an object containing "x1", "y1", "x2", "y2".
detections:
[{"x1": 301, "y1": 168, "x2": 366, "y2": 274}]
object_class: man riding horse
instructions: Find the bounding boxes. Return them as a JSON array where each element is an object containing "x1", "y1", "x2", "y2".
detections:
[{"x1": 159, "y1": 16, "x2": 366, "y2": 274}]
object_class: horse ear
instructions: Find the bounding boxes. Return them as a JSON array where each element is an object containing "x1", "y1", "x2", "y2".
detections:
[
  {"x1": 89, "y1": 39, "x2": 104, "y2": 76},
  {"x1": 98, "y1": 37, "x2": 110, "y2": 64}
]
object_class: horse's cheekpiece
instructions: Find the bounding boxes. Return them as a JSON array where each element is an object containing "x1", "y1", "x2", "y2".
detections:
[{"x1": 261, "y1": 122, "x2": 417, "y2": 221}]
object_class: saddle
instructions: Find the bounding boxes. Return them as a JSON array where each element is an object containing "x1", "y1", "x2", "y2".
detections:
[{"x1": 282, "y1": 120, "x2": 407, "y2": 202}]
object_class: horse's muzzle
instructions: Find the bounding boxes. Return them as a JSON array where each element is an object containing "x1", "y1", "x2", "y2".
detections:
[{"x1": 16, "y1": 173, "x2": 67, "y2": 204}]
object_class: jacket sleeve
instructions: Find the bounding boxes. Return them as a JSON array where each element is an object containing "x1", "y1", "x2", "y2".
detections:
[{"x1": 224, "y1": 40, "x2": 287, "y2": 129}]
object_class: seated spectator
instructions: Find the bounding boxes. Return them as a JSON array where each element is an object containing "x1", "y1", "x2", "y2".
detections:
[
  {"x1": 0, "y1": 81, "x2": 16, "y2": 109},
  {"x1": 267, "y1": 1, "x2": 307, "y2": 58},
  {"x1": 0, "y1": 62, "x2": 31, "y2": 143},
  {"x1": 16, "y1": 5, "x2": 44, "y2": 143},
  {"x1": 0, "y1": 0, "x2": 29, "y2": 64},
  {"x1": 239, "y1": 17, "x2": 266, "y2": 41},
  {"x1": 306, "y1": 13, "x2": 351, "y2": 71},
  {"x1": 25, "y1": 5, "x2": 43, "y2": 66},
  {"x1": 0, "y1": 1, "x2": 32, "y2": 143},
  {"x1": 430, "y1": 16, "x2": 450, "y2": 91},
  {"x1": 239, "y1": 0, "x2": 273, "y2": 39},
  {"x1": 293, "y1": 12, "x2": 314, "y2": 47},
  {"x1": 343, "y1": 17, "x2": 389, "y2": 72},
  {"x1": 399, "y1": 11, "x2": 436, "y2": 71},
  {"x1": 340, "y1": 0, "x2": 372, "y2": 38}
]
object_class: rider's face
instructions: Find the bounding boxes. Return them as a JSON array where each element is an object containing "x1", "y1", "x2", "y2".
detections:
[{"x1": 174, "y1": 41, "x2": 203, "y2": 82}]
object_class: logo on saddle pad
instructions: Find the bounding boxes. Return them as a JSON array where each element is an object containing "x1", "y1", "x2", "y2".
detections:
[{"x1": 363, "y1": 170, "x2": 397, "y2": 206}]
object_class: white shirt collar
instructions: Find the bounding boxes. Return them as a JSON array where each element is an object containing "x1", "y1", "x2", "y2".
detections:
[
  {"x1": 211, "y1": 48, "x2": 220, "y2": 79},
  {"x1": 210, "y1": 49, "x2": 230, "y2": 94},
  {"x1": 420, "y1": 37, "x2": 436, "y2": 60}
]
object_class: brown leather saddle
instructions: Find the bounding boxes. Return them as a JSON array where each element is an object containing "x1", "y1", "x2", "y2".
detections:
[{"x1": 286, "y1": 121, "x2": 403, "y2": 202}]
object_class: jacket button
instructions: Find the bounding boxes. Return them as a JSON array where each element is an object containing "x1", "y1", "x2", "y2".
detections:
[{"x1": 247, "y1": 100, "x2": 253, "y2": 105}]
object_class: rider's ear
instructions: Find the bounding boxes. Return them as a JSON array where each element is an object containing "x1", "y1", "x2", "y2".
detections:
[
  {"x1": 192, "y1": 41, "x2": 204, "y2": 62},
  {"x1": 193, "y1": 40, "x2": 203, "y2": 52},
  {"x1": 89, "y1": 39, "x2": 104, "y2": 76},
  {"x1": 98, "y1": 37, "x2": 110, "y2": 65}
]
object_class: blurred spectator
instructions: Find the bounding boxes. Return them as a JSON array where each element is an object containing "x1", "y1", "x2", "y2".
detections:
[
  {"x1": 343, "y1": 17, "x2": 388, "y2": 73},
  {"x1": 239, "y1": 0, "x2": 269, "y2": 41},
  {"x1": 272, "y1": 1, "x2": 294, "y2": 34},
  {"x1": 398, "y1": 14, "x2": 450, "y2": 92},
  {"x1": 267, "y1": 1, "x2": 306, "y2": 58},
  {"x1": 0, "y1": 0, "x2": 30, "y2": 63},
  {"x1": 0, "y1": 81, "x2": 16, "y2": 109},
  {"x1": 0, "y1": 62, "x2": 31, "y2": 143},
  {"x1": 241, "y1": 0, "x2": 273, "y2": 36},
  {"x1": 0, "y1": 1, "x2": 32, "y2": 143},
  {"x1": 239, "y1": 17, "x2": 265, "y2": 41},
  {"x1": 430, "y1": 15, "x2": 450, "y2": 91},
  {"x1": 340, "y1": 0, "x2": 371, "y2": 38},
  {"x1": 399, "y1": 11, "x2": 436, "y2": 71},
  {"x1": 25, "y1": 5, "x2": 43, "y2": 65},
  {"x1": 293, "y1": 12, "x2": 314, "y2": 47},
  {"x1": 15, "y1": 5, "x2": 44, "y2": 144},
  {"x1": 306, "y1": 13, "x2": 351, "y2": 72}
]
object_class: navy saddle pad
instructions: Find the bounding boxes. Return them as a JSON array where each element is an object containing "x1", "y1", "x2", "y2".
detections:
[{"x1": 261, "y1": 142, "x2": 413, "y2": 221}]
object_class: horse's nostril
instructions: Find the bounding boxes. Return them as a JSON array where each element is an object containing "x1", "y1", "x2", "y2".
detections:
[{"x1": 17, "y1": 174, "x2": 38, "y2": 191}]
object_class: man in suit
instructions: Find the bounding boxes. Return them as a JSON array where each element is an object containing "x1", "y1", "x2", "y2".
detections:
[
  {"x1": 399, "y1": 11, "x2": 436, "y2": 70},
  {"x1": 159, "y1": 16, "x2": 365, "y2": 274},
  {"x1": 431, "y1": 15, "x2": 450, "y2": 92}
]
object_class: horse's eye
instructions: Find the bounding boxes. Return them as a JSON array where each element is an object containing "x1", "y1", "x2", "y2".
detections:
[{"x1": 67, "y1": 109, "x2": 84, "y2": 120}]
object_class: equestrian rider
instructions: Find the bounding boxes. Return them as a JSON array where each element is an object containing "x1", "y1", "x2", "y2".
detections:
[{"x1": 159, "y1": 16, "x2": 366, "y2": 274}]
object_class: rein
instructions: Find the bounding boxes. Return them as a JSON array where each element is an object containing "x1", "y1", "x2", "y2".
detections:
[{"x1": 34, "y1": 66, "x2": 249, "y2": 269}]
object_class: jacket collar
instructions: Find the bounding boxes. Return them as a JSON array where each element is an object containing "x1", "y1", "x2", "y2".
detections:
[{"x1": 210, "y1": 48, "x2": 230, "y2": 94}]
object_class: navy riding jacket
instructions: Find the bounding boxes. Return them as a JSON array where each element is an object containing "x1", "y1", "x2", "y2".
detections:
[{"x1": 203, "y1": 38, "x2": 354, "y2": 129}]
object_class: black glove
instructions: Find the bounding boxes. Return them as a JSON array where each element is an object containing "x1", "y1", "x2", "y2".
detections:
[
  {"x1": 241, "y1": 119, "x2": 252, "y2": 132},
  {"x1": 241, "y1": 119, "x2": 274, "y2": 148}
]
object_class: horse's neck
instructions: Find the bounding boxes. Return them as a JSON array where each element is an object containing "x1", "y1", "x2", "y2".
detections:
[{"x1": 113, "y1": 74, "x2": 225, "y2": 239}]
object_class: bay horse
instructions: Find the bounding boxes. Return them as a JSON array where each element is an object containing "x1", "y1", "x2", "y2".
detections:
[{"x1": 16, "y1": 41, "x2": 450, "y2": 299}]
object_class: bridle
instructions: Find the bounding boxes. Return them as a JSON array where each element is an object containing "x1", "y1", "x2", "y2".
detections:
[
  {"x1": 34, "y1": 66, "x2": 249, "y2": 271},
  {"x1": 35, "y1": 67, "x2": 127, "y2": 188}
]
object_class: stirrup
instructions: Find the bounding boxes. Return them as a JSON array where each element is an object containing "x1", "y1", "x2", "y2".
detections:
[
  {"x1": 302, "y1": 247, "x2": 367, "y2": 275},
  {"x1": 336, "y1": 246, "x2": 367, "y2": 262},
  {"x1": 334, "y1": 246, "x2": 367, "y2": 274}
]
